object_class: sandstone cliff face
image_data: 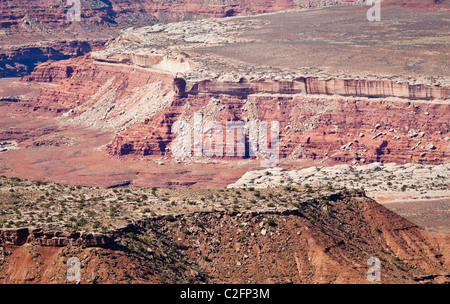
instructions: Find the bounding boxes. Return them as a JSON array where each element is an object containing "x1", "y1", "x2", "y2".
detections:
[
  {"x1": 92, "y1": 52, "x2": 195, "y2": 74},
  {"x1": 21, "y1": 53, "x2": 450, "y2": 165},
  {"x1": 108, "y1": 93, "x2": 450, "y2": 164},
  {"x1": 186, "y1": 77, "x2": 449, "y2": 100},
  {"x1": 24, "y1": 56, "x2": 175, "y2": 116}
]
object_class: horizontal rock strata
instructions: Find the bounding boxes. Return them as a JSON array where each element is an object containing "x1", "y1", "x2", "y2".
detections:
[{"x1": 183, "y1": 77, "x2": 449, "y2": 100}]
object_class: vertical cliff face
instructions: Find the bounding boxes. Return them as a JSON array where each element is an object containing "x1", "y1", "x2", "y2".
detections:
[
  {"x1": 0, "y1": 40, "x2": 105, "y2": 78},
  {"x1": 186, "y1": 77, "x2": 449, "y2": 100},
  {"x1": 22, "y1": 55, "x2": 177, "y2": 133},
  {"x1": 107, "y1": 93, "x2": 450, "y2": 164}
]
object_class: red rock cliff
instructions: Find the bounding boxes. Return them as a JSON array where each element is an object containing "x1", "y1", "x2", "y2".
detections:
[{"x1": 22, "y1": 53, "x2": 450, "y2": 165}]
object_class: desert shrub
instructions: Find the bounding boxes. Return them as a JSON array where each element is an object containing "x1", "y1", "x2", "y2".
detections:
[
  {"x1": 284, "y1": 186, "x2": 293, "y2": 192},
  {"x1": 164, "y1": 214, "x2": 176, "y2": 222},
  {"x1": 267, "y1": 218, "x2": 277, "y2": 227}
]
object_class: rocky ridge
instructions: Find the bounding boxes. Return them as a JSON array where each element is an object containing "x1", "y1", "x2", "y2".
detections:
[
  {"x1": 228, "y1": 162, "x2": 450, "y2": 191},
  {"x1": 0, "y1": 183, "x2": 449, "y2": 284}
]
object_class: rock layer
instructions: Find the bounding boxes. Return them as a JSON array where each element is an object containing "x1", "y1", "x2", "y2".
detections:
[
  {"x1": 108, "y1": 93, "x2": 450, "y2": 165},
  {"x1": 0, "y1": 190, "x2": 449, "y2": 283},
  {"x1": 227, "y1": 162, "x2": 450, "y2": 190},
  {"x1": 185, "y1": 77, "x2": 449, "y2": 100},
  {"x1": 0, "y1": 227, "x2": 111, "y2": 247},
  {"x1": 8, "y1": 2, "x2": 450, "y2": 168},
  {"x1": 21, "y1": 52, "x2": 450, "y2": 165}
]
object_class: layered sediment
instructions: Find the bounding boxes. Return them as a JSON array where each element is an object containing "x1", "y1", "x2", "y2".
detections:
[
  {"x1": 182, "y1": 77, "x2": 449, "y2": 100},
  {"x1": 0, "y1": 40, "x2": 105, "y2": 78},
  {"x1": 3, "y1": 0, "x2": 356, "y2": 77}
]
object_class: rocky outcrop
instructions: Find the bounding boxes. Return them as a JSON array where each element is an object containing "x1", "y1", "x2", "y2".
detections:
[
  {"x1": 0, "y1": 228, "x2": 111, "y2": 247},
  {"x1": 227, "y1": 162, "x2": 450, "y2": 189},
  {"x1": 1, "y1": 189, "x2": 448, "y2": 284},
  {"x1": 23, "y1": 55, "x2": 175, "y2": 114},
  {"x1": 21, "y1": 52, "x2": 450, "y2": 164},
  {"x1": 93, "y1": 52, "x2": 195, "y2": 74},
  {"x1": 19, "y1": 46, "x2": 450, "y2": 165},
  {"x1": 12, "y1": 3, "x2": 450, "y2": 166}
]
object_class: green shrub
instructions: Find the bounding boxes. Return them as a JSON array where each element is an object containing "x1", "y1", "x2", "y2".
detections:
[
  {"x1": 267, "y1": 218, "x2": 277, "y2": 227},
  {"x1": 164, "y1": 214, "x2": 176, "y2": 222}
]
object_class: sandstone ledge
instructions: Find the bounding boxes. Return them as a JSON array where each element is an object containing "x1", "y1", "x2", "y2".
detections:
[{"x1": 179, "y1": 76, "x2": 449, "y2": 100}]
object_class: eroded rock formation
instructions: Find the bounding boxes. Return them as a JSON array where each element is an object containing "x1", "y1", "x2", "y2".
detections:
[
  {"x1": 0, "y1": 190, "x2": 449, "y2": 283},
  {"x1": 3, "y1": 0, "x2": 362, "y2": 77},
  {"x1": 106, "y1": 93, "x2": 449, "y2": 164},
  {"x1": 20, "y1": 53, "x2": 450, "y2": 165},
  {"x1": 0, "y1": 40, "x2": 105, "y2": 78},
  {"x1": 183, "y1": 77, "x2": 449, "y2": 100}
]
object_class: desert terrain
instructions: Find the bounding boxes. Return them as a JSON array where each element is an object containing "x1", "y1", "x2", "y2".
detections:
[{"x1": 0, "y1": 0, "x2": 449, "y2": 285}]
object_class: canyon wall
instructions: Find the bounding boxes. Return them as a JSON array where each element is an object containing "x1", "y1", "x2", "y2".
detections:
[
  {"x1": 108, "y1": 93, "x2": 450, "y2": 165},
  {"x1": 94, "y1": 52, "x2": 195, "y2": 74},
  {"x1": 23, "y1": 56, "x2": 175, "y2": 112},
  {"x1": 0, "y1": 227, "x2": 111, "y2": 247},
  {"x1": 21, "y1": 54, "x2": 450, "y2": 165},
  {"x1": 185, "y1": 77, "x2": 449, "y2": 100}
]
